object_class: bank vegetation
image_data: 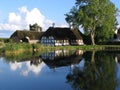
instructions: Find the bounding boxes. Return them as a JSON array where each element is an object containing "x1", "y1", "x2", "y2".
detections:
[{"x1": 1, "y1": 42, "x2": 120, "y2": 56}]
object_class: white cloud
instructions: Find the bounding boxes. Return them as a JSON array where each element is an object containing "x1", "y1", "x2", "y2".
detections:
[
  {"x1": 19, "y1": 6, "x2": 28, "y2": 14},
  {"x1": 0, "y1": 6, "x2": 69, "y2": 37},
  {"x1": 0, "y1": 23, "x2": 21, "y2": 31},
  {"x1": 25, "y1": 8, "x2": 45, "y2": 27},
  {"x1": 0, "y1": 6, "x2": 54, "y2": 32},
  {"x1": 8, "y1": 13, "x2": 21, "y2": 25}
]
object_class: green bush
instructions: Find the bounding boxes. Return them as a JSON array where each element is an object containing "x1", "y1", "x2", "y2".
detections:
[{"x1": 4, "y1": 43, "x2": 32, "y2": 51}]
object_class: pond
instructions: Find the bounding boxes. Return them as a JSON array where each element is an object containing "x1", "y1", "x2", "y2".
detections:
[{"x1": 0, "y1": 49, "x2": 120, "y2": 90}]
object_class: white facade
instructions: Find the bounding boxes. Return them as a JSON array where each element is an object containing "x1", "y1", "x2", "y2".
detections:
[
  {"x1": 71, "y1": 40, "x2": 84, "y2": 45},
  {"x1": 41, "y1": 36, "x2": 84, "y2": 46},
  {"x1": 41, "y1": 36, "x2": 55, "y2": 46}
]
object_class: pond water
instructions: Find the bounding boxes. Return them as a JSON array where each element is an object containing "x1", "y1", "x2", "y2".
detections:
[{"x1": 0, "y1": 50, "x2": 120, "y2": 90}]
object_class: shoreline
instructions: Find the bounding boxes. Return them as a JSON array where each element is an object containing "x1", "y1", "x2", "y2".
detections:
[{"x1": 1, "y1": 43, "x2": 120, "y2": 54}]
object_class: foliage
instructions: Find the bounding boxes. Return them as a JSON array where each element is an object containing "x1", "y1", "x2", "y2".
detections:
[
  {"x1": 29, "y1": 23, "x2": 42, "y2": 32},
  {"x1": 4, "y1": 43, "x2": 32, "y2": 50},
  {"x1": 66, "y1": 51, "x2": 117, "y2": 90},
  {"x1": 65, "y1": 0, "x2": 118, "y2": 45},
  {"x1": 4, "y1": 51, "x2": 33, "y2": 62},
  {"x1": 0, "y1": 38, "x2": 10, "y2": 43},
  {"x1": 2, "y1": 42, "x2": 120, "y2": 55},
  {"x1": 2, "y1": 43, "x2": 33, "y2": 55},
  {"x1": 0, "y1": 42, "x2": 5, "y2": 46}
]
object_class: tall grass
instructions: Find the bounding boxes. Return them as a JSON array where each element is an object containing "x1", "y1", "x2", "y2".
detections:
[
  {"x1": 3, "y1": 43, "x2": 33, "y2": 55},
  {"x1": 2, "y1": 42, "x2": 120, "y2": 56},
  {"x1": 0, "y1": 42, "x2": 5, "y2": 47}
]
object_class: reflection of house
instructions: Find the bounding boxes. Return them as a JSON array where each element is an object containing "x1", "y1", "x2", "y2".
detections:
[
  {"x1": 10, "y1": 30, "x2": 44, "y2": 44},
  {"x1": 16, "y1": 56, "x2": 43, "y2": 66},
  {"x1": 41, "y1": 50, "x2": 70, "y2": 60},
  {"x1": 40, "y1": 27, "x2": 84, "y2": 46},
  {"x1": 40, "y1": 50, "x2": 83, "y2": 68}
]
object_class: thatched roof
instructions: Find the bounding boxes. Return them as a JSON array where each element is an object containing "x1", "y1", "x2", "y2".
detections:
[
  {"x1": 41, "y1": 53, "x2": 82, "y2": 68},
  {"x1": 10, "y1": 30, "x2": 44, "y2": 41},
  {"x1": 41, "y1": 27, "x2": 83, "y2": 40}
]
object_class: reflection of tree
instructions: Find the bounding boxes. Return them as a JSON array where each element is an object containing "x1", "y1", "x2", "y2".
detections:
[
  {"x1": 4, "y1": 51, "x2": 43, "y2": 66},
  {"x1": 66, "y1": 51, "x2": 117, "y2": 90},
  {"x1": 30, "y1": 58, "x2": 42, "y2": 66}
]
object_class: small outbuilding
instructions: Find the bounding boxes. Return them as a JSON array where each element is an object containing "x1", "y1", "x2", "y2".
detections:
[{"x1": 10, "y1": 30, "x2": 44, "y2": 44}]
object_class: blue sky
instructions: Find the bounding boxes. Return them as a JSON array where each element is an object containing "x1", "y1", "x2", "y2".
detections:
[{"x1": 0, "y1": 0, "x2": 120, "y2": 38}]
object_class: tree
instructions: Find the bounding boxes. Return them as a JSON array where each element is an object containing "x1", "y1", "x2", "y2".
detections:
[
  {"x1": 66, "y1": 51, "x2": 117, "y2": 90},
  {"x1": 29, "y1": 23, "x2": 42, "y2": 32},
  {"x1": 65, "y1": 0, "x2": 118, "y2": 45}
]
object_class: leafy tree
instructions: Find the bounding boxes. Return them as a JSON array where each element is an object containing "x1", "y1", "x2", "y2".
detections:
[
  {"x1": 29, "y1": 23, "x2": 42, "y2": 32},
  {"x1": 66, "y1": 51, "x2": 117, "y2": 90},
  {"x1": 65, "y1": 0, "x2": 118, "y2": 45}
]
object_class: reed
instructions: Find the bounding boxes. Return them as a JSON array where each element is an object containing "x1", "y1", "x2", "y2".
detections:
[
  {"x1": 2, "y1": 43, "x2": 120, "y2": 56},
  {"x1": 3, "y1": 43, "x2": 33, "y2": 55}
]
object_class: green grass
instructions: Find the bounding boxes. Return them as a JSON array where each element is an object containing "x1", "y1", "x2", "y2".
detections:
[
  {"x1": 5, "y1": 43, "x2": 32, "y2": 51},
  {"x1": 0, "y1": 43, "x2": 32, "y2": 55},
  {"x1": 1, "y1": 43, "x2": 120, "y2": 56}
]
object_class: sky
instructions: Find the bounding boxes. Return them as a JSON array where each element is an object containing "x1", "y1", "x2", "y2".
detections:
[{"x1": 0, "y1": 0, "x2": 120, "y2": 38}]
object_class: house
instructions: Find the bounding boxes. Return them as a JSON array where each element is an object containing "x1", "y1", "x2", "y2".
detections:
[
  {"x1": 40, "y1": 27, "x2": 84, "y2": 46},
  {"x1": 10, "y1": 30, "x2": 44, "y2": 44}
]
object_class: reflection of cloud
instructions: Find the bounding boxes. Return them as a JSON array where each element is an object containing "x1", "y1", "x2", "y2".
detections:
[
  {"x1": 10, "y1": 62, "x2": 22, "y2": 71},
  {"x1": 0, "y1": 57, "x2": 6, "y2": 73},
  {"x1": 9, "y1": 61, "x2": 45, "y2": 76},
  {"x1": 21, "y1": 61, "x2": 45, "y2": 76}
]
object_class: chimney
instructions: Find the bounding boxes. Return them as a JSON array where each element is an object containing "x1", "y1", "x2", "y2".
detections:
[{"x1": 52, "y1": 23, "x2": 55, "y2": 28}]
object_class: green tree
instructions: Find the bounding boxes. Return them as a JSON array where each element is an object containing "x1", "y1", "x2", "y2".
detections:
[
  {"x1": 65, "y1": 0, "x2": 118, "y2": 45},
  {"x1": 29, "y1": 23, "x2": 42, "y2": 32},
  {"x1": 66, "y1": 51, "x2": 117, "y2": 90}
]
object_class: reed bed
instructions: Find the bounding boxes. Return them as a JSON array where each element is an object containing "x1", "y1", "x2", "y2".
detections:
[{"x1": 1, "y1": 43, "x2": 120, "y2": 56}]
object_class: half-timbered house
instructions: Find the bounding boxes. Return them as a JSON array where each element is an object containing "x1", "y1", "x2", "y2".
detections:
[{"x1": 40, "y1": 27, "x2": 84, "y2": 46}]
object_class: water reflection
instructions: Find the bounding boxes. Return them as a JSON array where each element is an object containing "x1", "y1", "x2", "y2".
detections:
[
  {"x1": 66, "y1": 51, "x2": 118, "y2": 90},
  {"x1": 1, "y1": 50, "x2": 120, "y2": 90},
  {"x1": 3, "y1": 49, "x2": 84, "y2": 76},
  {"x1": 3, "y1": 53, "x2": 45, "y2": 76},
  {"x1": 40, "y1": 50, "x2": 84, "y2": 69},
  {"x1": 9, "y1": 61, "x2": 45, "y2": 76}
]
